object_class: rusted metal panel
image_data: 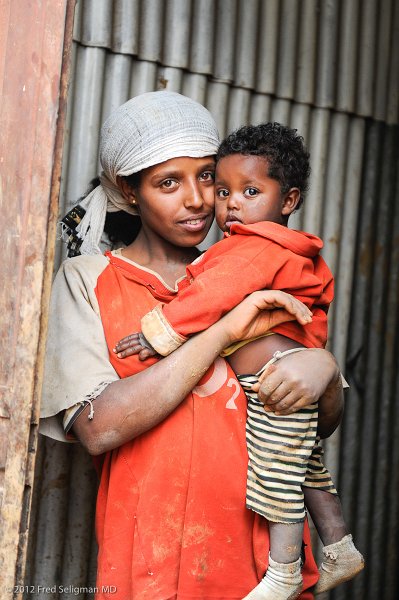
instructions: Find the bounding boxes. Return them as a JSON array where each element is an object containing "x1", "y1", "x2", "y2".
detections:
[{"x1": 0, "y1": 0, "x2": 75, "y2": 595}]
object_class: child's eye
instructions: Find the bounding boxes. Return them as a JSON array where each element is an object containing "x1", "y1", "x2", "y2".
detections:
[
  {"x1": 200, "y1": 170, "x2": 215, "y2": 182},
  {"x1": 245, "y1": 187, "x2": 259, "y2": 197},
  {"x1": 216, "y1": 189, "x2": 229, "y2": 198}
]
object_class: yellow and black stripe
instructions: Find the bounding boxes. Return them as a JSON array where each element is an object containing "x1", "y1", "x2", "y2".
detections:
[{"x1": 238, "y1": 373, "x2": 337, "y2": 524}]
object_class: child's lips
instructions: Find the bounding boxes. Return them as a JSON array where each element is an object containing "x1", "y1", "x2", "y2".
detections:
[{"x1": 225, "y1": 217, "x2": 242, "y2": 230}]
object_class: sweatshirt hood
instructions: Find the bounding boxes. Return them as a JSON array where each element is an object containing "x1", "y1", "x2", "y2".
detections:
[{"x1": 228, "y1": 221, "x2": 323, "y2": 258}]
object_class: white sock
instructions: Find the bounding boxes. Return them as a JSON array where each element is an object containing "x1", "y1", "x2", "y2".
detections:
[
  {"x1": 315, "y1": 533, "x2": 364, "y2": 594},
  {"x1": 243, "y1": 554, "x2": 303, "y2": 600}
]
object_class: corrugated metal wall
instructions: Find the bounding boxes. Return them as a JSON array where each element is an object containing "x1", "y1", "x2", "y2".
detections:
[{"x1": 27, "y1": 1, "x2": 399, "y2": 599}]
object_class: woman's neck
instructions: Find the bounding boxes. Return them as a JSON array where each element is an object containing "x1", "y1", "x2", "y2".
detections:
[{"x1": 121, "y1": 229, "x2": 200, "y2": 286}]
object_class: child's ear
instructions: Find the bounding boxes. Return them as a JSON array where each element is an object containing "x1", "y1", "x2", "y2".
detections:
[{"x1": 282, "y1": 188, "x2": 301, "y2": 216}]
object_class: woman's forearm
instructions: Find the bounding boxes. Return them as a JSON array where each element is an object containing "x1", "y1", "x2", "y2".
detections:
[
  {"x1": 73, "y1": 321, "x2": 232, "y2": 455},
  {"x1": 73, "y1": 289, "x2": 311, "y2": 454},
  {"x1": 317, "y1": 368, "x2": 344, "y2": 438}
]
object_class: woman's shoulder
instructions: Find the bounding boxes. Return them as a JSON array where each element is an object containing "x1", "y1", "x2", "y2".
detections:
[
  {"x1": 57, "y1": 253, "x2": 110, "y2": 283},
  {"x1": 61, "y1": 252, "x2": 109, "y2": 272},
  {"x1": 51, "y1": 254, "x2": 111, "y2": 305}
]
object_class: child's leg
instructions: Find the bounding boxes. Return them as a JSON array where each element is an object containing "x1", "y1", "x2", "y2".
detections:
[
  {"x1": 303, "y1": 487, "x2": 347, "y2": 545},
  {"x1": 239, "y1": 371, "x2": 319, "y2": 600},
  {"x1": 304, "y1": 443, "x2": 364, "y2": 593},
  {"x1": 268, "y1": 522, "x2": 303, "y2": 563}
]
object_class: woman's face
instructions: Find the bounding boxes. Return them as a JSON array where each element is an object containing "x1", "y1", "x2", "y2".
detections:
[{"x1": 128, "y1": 156, "x2": 216, "y2": 247}]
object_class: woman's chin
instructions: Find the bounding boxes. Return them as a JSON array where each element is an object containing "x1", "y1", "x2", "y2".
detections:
[
  {"x1": 179, "y1": 225, "x2": 213, "y2": 246},
  {"x1": 178, "y1": 234, "x2": 208, "y2": 247}
]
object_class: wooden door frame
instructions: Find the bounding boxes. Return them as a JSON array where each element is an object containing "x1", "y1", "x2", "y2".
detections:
[{"x1": 0, "y1": 1, "x2": 76, "y2": 595}]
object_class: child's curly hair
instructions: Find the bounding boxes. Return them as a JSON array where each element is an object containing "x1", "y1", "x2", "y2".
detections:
[{"x1": 216, "y1": 123, "x2": 311, "y2": 209}]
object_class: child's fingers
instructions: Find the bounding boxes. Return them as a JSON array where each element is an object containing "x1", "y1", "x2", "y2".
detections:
[
  {"x1": 115, "y1": 343, "x2": 144, "y2": 359},
  {"x1": 114, "y1": 333, "x2": 141, "y2": 352},
  {"x1": 138, "y1": 348, "x2": 158, "y2": 361}
]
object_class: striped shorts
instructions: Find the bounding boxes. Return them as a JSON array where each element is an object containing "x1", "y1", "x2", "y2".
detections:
[{"x1": 238, "y1": 370, "x2": 337, "y2": 524}]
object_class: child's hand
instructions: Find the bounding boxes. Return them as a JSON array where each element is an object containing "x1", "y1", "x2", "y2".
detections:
[{"x1": 113, "y1": 333, "x2": 158, "y2": 361}]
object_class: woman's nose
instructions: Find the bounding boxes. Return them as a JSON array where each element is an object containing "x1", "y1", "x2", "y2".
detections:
[{"x1": 184, "y1": 181, "x2": 204, "y2": 208}]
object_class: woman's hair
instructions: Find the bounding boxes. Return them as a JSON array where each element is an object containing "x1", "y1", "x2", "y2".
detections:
[
  {"x1": 105, "y1": 173, "x2": 142, "y2": 246},
  {"x1": 104, "y1": 208, "x2": 141, "y2": 247},
  {"x1": 216, "y1": 122, "x2": 311, "y2": 208}
]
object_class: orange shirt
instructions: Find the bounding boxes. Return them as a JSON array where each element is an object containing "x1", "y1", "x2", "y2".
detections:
[
  {"x1": 93, "y1": 251, "x2": 318, "y2": 599},
  {"x1": 161, "y1": 222, "x2": 334, "y2": 350}
]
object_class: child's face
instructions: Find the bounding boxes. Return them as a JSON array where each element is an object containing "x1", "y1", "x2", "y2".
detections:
[{"x1": 215, "y1": 154, "x2": 298, "y2": 232}]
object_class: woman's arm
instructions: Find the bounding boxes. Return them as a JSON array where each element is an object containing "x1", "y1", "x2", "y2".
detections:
[
  {"x1": 73, "y1": 291, "x2": 312, "y2": 454},
  {"x1": 253, "y1": 348, "x2": 344, "y2": 438}
]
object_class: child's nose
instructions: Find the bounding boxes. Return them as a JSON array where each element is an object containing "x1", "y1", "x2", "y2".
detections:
[{"x1": 226, "y1": 192, "x2": 241, "y2": 209}]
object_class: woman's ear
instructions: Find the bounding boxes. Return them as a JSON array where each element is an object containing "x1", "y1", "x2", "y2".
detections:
[
  {"x1": 282, "y1": 188, "x2": 301, "y2": 216},
  {"x1": 116, "y1": 175, "x2": 138, "y2": 206}
]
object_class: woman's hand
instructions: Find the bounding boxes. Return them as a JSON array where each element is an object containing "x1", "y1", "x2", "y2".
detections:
[
  {"x1": 253, "y1": 348, "x2": 338, "y2": 413},
  {"x1": 251, "y1": 348, "x2": 344, "y2": 437},
  {"x1": 218, "y1": 290, "x2": 313, "y2": 344}
]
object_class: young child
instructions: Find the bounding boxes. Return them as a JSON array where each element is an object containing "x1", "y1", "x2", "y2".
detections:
[{"x1": 114, "y1": 123, "x2": 364, "y2": 599}]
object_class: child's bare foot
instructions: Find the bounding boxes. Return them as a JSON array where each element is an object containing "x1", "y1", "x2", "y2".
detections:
[
  {"x1": 314, "y1": 534, "x2": 364, "y2": 594},
  {"x1": 243, "y1": 555, "x2": 302, "y2": 600}
]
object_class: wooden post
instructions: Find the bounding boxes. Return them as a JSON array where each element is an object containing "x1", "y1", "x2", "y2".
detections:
[{"x1": 0, "y1": 0, "x2": 76, "y2": 595}]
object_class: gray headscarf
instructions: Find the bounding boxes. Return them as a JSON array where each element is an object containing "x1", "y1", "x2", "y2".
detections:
[{"x1": 74, "y1": 91, "x2": 220, "y2": 255}]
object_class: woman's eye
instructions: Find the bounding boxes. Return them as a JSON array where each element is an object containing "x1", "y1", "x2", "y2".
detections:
[
  {"x1": 161, "y1": 179, "x2": 177, "y2": 190},
  {"x1": 245, "y1": 187, "x2": 259, "y2": 197},
  {"x1": 200, "y1": 170, "x2": 215, "y2": 182},
  {"x1": 216, "y1": 189, "x2": 229, "y2": 198}
]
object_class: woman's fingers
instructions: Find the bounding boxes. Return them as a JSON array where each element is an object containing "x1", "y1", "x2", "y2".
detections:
[
  {"x1": 251, "y1": 366, "x2": 304, "y2": 413},
  {"x1": 256, "y1": 378, "x2": 315, "y2": 415},
  {"x1": 261, "y1": 308, "x2": 295, "y2": 330},
  {"x1": 221, "y1": 290, "x2": 312, "y2": 343},
  {"x1": 253, "y1": 291, "x2": 313, "y2": 325},
  {"x1": 254, "y1": 350, "x2": 329, "y2": 414},
  {"x1": 271, "y1": 391, "x2": 310, "y2": 415}
]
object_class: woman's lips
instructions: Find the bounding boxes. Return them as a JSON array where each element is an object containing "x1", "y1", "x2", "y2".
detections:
[{"x1": 178, "y1": 215, "x2": 210, "y2": 232}]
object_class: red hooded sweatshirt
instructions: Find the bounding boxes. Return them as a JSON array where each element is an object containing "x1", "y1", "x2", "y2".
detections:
[{"x1": 152, "y1": 221, "x2": 334, "y2": 351}]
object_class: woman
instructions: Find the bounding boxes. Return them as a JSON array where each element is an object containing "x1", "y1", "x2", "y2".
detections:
[{"x1": 40, "y1": 91, "x2": 343, "y2": 600}]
